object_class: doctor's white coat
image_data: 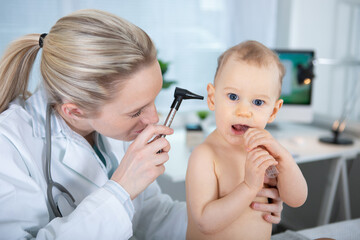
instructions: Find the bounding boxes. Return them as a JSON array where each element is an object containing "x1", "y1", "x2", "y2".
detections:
[{"x1": 0, "y1": 88, "x2": 187, "y2": 240}]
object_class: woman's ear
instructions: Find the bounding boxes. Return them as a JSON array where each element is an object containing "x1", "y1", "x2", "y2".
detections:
[
  {"x1": 60, "y1": 103, "x2": 85, "y2": 120},
  {"x1": 268, "y1": 99, "x2": 283, "y2": 123},
  {"x1": 207, "y1": 83, "x2": 216, "y2": 111}
]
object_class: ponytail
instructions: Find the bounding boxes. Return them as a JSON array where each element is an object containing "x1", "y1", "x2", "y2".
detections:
[
  {"x1": 0, "y1": 10, "x2": 157, "y2": 115},
  {"x1": 0, "y1": 34, "x2": 41, "y2": 113}
]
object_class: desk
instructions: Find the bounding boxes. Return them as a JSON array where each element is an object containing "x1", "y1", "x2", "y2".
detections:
[{"x1": 164, "y1": 122, "x2": 360, "y2": 226}]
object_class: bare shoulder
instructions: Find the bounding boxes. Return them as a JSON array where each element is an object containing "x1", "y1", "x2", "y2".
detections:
[
  {"x1": 188, "y1": 141, "x2": 216, "y2": 165},
  {"x1": 186, "y1": 137, "x2": 219, "y2": 188}
]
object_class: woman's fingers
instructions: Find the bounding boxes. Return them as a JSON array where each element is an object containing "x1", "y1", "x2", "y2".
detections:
[
  {"x1": 263, "y1": 213, "x2": 281, "y2": 224},
  {"x1": 134, "y1": 124, "x2": 173, "y2": 147},
  {"x1": 256, "y1": 187, "x2": 280, "y2": 199},
  {"x1": 252, "y1": 186, "x2": 283, "y2": 224},
  {"x1": 110, "y1": 124, "x2": 174, "y2": 199},
  {"x1": 147, "y1": 136, "x2": 171, "y2": 154},
  {"x1": 153, "y1": 151, "x2": 170, "y2": 166},
  {"x1": 129, "y1": 124, "x2": 172, "y2": 155},
  {"x1": 251, "y1": 201, "x2": 283, "y2": 217}
]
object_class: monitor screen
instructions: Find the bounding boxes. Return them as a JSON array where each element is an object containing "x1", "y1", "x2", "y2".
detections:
[{"x1": 272, "y1": 50, "x2": 315, "y2": 123}]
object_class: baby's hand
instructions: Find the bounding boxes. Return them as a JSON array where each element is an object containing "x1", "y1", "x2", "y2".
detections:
[
  {"x1": 244, "y1": 147, "x2": 278, "y2": 192},
  {"x1": 244, "y1": 128, "x2": 288, "y2": 161}
]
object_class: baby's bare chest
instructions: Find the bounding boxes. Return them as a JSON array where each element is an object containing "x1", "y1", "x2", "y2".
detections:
[{"x1": 215, "y1": 154, "x2": 246, "y2": 198}]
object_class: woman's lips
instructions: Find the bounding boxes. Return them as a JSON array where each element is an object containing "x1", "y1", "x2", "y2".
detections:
[{"x1": 231, "y1": 124, "x2": 250, "y2": 135}]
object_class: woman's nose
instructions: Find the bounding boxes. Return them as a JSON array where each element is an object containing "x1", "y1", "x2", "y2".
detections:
[
  {"x1": 142, "y1": 103, "x2": 159, "y2": 125},
  {"x1": 235, "y1": 102, "x2": 252, "y2": 118}
]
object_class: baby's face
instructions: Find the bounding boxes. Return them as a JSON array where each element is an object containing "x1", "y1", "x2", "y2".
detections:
[{"x1": 208, "y1": 57, "x2": 282, "y2": 145}]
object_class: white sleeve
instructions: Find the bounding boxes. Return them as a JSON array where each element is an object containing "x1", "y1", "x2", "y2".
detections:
[
  {"x1": 133, "y1": 181, "x2": 187, "y2": 240},
  {"x1": 37, "y1": 184, "x2": 134, "y2": 240},
  {"x1": 103, "y1": 136, "x2": 188, "y2": 239},
  {"x1": 0, "y1": 135, "x2": 134, "y2": 240}
]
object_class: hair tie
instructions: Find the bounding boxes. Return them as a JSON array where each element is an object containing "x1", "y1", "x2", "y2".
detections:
[{"x1": 39, "y1": 33, "x2": 48, "y2": 48}]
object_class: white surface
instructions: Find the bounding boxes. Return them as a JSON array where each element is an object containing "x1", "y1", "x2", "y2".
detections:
[{"x1": 298, "y1": 218, "x2": 360, "y2": 240}]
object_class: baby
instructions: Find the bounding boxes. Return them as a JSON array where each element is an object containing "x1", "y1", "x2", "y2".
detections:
[{"x1": 186, "y1": 40, "x2": 308, "y2": 240}]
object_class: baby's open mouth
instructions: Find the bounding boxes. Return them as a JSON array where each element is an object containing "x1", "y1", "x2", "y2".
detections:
[{"x1": 232, "y1": 124, "x2": 250, "y2": 135}]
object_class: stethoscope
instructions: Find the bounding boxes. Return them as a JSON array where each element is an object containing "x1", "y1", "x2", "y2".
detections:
[{"x1": 45, "y1": 104, "x2": 76, "y2": 217}]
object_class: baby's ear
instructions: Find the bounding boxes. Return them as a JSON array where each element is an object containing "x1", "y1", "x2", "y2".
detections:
[
  {"x1": 207, "y1": 83, "x2": 215, "y2": 111},
  {"x1": 268, "y1": 99, "x2": 283, "y2": 123}
]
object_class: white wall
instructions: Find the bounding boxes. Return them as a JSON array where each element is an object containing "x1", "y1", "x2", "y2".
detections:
[
  {"x1": 274, "y1": 0, "x2": 360, "y2": 230},
  {"x1": 277, "y1": 0, "x2": 360, "y2": 130},
  {"x1": 0, "y1": 0, "x2": 279, "y2": 115}
]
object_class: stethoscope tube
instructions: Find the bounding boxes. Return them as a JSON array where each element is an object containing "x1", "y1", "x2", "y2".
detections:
[{"x1": 45, "y1": 104, "x2": 75, "y2": 217}]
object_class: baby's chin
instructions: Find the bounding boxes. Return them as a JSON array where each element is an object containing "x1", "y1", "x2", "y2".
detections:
[{"x1": 223, "y1": 132, "x2": 247, "y2": 147}]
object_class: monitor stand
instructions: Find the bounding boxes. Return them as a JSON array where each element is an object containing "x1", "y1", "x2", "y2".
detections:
[
  {"x1": 319, "y1": 136, "x2": 353, "y2": 145},
  {"x1": 319, "y1": 129, "x2": 354, "y2": 145}
]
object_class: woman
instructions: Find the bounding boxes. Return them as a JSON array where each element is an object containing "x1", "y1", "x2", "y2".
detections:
[{"x1": 0, "y1": 9, "x2": 282, "y2": 239}]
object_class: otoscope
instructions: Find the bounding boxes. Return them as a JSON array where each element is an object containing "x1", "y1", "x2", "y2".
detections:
[{"x1": 156, "y1": 87, "x2": 204, "y2": 151}]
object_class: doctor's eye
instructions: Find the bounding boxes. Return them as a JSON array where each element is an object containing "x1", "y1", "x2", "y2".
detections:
[
  {"x1": 227, "y1": 93, "x2": 239, "y2": 101},
  {"x1": 252, "y1": 99, "x2": 264, "y2": 106},
  {"x1": 131, "y1": 109, "x2": 142, "y2": 118}
]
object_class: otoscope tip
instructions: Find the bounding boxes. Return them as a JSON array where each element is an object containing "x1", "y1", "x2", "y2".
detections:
[{"x1": 174, "y1": 87, "x2": 204, "y2": 100}]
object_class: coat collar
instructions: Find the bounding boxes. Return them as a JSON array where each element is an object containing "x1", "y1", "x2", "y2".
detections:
[
  {"x1": 25, "y1": 86, "x2": 62, "y2": 139},
  {"x1": 25, "y1": 86, "x2": 108, "y2": 187},
  {"x1": 57, "y1": 119, "x2": 109, "y2": 187}
]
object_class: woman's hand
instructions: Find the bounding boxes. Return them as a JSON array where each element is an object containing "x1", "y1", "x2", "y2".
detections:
[
  {"x1": 251, "y1": 177, "x2": 283, "y2": 224},
  {"x1": 110, "y1": 124, "x2": 173, "y2": 199}
]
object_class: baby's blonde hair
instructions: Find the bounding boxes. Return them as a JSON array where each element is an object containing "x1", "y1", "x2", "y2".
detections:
[
  {"x1": 0, "y1": 9, "x2": 157, "y2": 114},
  {"x1": 214, "y1": 40, "x2": 285, "y2": 97}
]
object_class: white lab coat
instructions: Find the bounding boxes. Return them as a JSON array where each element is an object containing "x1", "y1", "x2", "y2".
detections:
[{"x1": 0, "y1": 87, "x2": 187, "y2": 240}]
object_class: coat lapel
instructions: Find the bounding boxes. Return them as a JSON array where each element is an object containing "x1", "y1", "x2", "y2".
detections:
[
  {"x1": 61, "y1": 140, "x2": 108, "y2": 187},
  {"x1": 24, "y1": 87, "x2": 109, "y2": 188}
]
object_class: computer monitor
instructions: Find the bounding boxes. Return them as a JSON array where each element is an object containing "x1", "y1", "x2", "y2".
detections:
[{"x1": 273, "y1": 49, "x2": 315, "y2": 123}]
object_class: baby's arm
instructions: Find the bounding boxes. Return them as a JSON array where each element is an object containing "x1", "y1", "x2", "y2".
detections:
[
  {"x1": 244, "y1": 128, "x2": 308, "y2": 207},
  {"x1": 186, "y1": 143, "x2": 276, "y2": 234}
]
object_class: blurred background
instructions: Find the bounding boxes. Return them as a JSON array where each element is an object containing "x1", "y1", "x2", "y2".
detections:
[
  {"x1": 1, "y1": 0, "x2": 359, "y2": 125},
  {"x1": 1, "y1": 0, "x2": 360, "y2": 235}
]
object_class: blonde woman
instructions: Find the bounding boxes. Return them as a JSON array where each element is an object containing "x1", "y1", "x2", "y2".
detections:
[{"x1": 0, "y1": 9, "x2": 283, "y2": 239}]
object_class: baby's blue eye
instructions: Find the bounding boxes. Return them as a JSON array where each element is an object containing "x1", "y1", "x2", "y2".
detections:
[
  {"x1": 228, "y1": 93, "x2": 239, "y2": 101},
  {"x1": 252, "y1": 99, "x2": 264, "y2": 106}
]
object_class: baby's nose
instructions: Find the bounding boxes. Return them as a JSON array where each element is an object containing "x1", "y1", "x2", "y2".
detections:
[{"x1": 235, "y1": 103, "x2": 252, "y2": 118}]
